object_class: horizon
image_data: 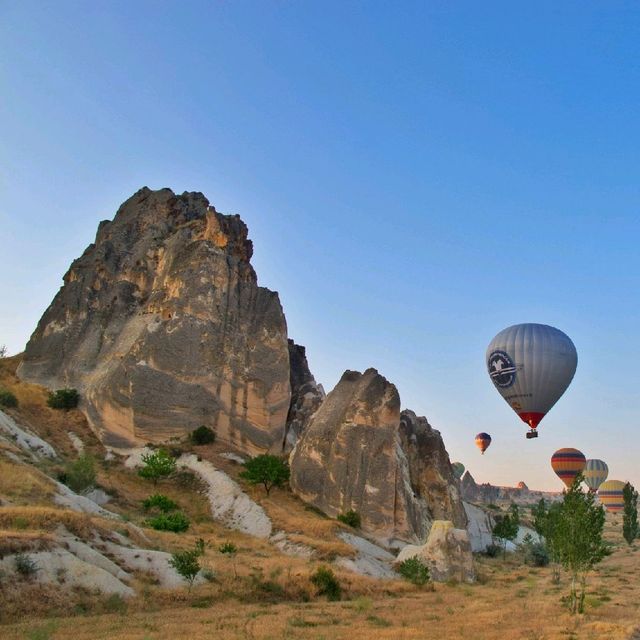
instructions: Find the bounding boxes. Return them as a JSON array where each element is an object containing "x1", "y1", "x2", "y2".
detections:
[{"x1": 2, "y1": 2, "x2": 639, "y2": 492}]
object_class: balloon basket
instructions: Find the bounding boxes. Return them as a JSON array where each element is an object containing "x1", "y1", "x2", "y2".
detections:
[{"x1": 525, "y1": 430, "x2": 538, "y2": 439}]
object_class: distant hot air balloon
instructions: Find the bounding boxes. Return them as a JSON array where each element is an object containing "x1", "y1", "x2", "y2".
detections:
[
  {"x1": 551, "y1": 448, "x2": 586, "y2": 488},
  {"x1": 452, "y1": 462, "x2": 465, "y2": 479},
  {"x1": 475, "y1": 433, "x2": 492, "y2": 455},
  {"x1": 486, "y1": 323, "x2": 577, "y2": 438},
  {"x1": 598, "y1": 480, "x2": 626, "y2": 513},
  {"x1": 583, "y1": 459, "x2": 609, "y2": 493}
]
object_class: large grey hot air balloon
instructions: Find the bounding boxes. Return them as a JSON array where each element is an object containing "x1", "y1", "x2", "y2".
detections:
[{"x1": 486, "y1": 323, "x2": 577, "y2": 439}]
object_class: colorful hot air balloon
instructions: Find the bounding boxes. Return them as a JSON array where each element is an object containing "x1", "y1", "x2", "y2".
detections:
[
  {"x1": 452, "y1": 462, "x2": 465, "y2": 479},
  {"x1": 475, "y1": 433, "x2": 491, "y2": 455},
  {"x1": 551, "y1": 448, "x2": 586, "y2": 488},
  {"x1": 583, "y1": 459, "x2": 609, "y2": 493},
  {"x1": 598, "y1": 480, "x2": 626, "y2": 513},
  {"x1": 486, "y1": 323, "x2": 577, "y2": 438}
]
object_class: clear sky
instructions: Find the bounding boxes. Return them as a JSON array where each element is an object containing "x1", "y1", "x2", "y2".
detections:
[{"x1": 1, "y1": 1, "x2": 639, "y2": 491}]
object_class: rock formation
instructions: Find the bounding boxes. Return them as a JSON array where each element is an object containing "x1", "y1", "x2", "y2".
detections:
[
  {"x1": 18, "y1": 188, "x2": 291, "y2": 452},
  {"x1": 461, "y1": 470, "x2": 561, "y2": 506},
  {"x1": 289, "y1": 368, "x2": 466, "y2": 546},
  {"x1": 395, "y1": 520, "x2": 475, "y2": 583}
]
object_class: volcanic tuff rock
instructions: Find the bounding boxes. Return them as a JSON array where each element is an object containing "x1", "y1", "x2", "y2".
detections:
[
  {"x1": 18, "y1": 188, "x2": 291, "y2": 452},
  {"x1": 289, "y1": 368, "x2": 466, "y2": 546}
]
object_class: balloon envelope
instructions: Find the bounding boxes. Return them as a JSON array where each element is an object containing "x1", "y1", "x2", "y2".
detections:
[
  {"x1": 475, "y1": 432, "x2": 492, "y2": 454},
  {"x1": 452, "y1": 462, "x2": 465, "y2": 479},
  {"x1": 551, "y1": 448, "x2": 586, "y2": 488},
  {"x1": 584, "y1": 459, "x2": 609, "y2": 492},
  {"x1": 598, "y1": 480, "x2": 626, "y2": 513},
  {"x1": 486, "y1": 323, "x2": 577, "y2": 431}
]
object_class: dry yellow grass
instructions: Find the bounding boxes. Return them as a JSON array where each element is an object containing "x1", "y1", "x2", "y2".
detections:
[{"x1": 0, "y1": 458, "x2": 56, "y2": 504}]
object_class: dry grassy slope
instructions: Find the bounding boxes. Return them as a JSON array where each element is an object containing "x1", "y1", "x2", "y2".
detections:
[{"x1": 2, "y1": 355, "x2": 640, "y2": 639}]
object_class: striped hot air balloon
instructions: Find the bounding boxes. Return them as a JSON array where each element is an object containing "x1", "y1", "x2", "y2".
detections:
[
  {"x1": 598, "y1": 480, "x2": 626, "y2": 513},
  {"x1": 452, "y1": 462, "x2": 465, "y2": 479},
  {"x1": 486, "y1": 324, "x2": 577, "y2": 438},
  {"x1": 583, "y1": 459, "x2": 609, "y2": 493},
  {"x1": 475, "y1": 433, "x2": 492, "y2": 455},
  {"x1": 551, "y1": 448, "x2": 586, "y2": 488}
]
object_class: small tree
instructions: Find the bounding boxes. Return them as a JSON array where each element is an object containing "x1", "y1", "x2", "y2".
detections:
[
  {"x1": 219, "y1": 542, "x2": 238, "y2": 578},
  {"x1": 169, "y1": 542, "x2": 204, "y2": 590},
  {"x1": 623, "y1": 482, "x2": 639, "y2": 546},
  {"x1": 64, "y1": 454, "x2": 96, "y2": 493},
  {"x1": 492, "y1": 504, "x2": 520, "y2": 558},
  {"x1": 47, "y1": 388, "x2": 79, "y2": 410},
  {"x1": 531, "y1": 497, "x2": 562, "y2": 582},
  {"x1": 190, "y1": 425, "x2": 216, "y2": 445},
  {"x1": 138, "y1": 449, "x2": 177, "y2": 485},
  {"x1": 397, "y1": 556, "x2": 430, "y2": 586},
  {"x1": 239, "y1": 454, "x2": 290, "y2": 496},
  {"x1": 0, "y1": 344, "x2": 7, "y2": 358},
  {"x1": 550, "y1": 474, "x2": 610, "y2": 614},
  {"x1": 310, "y1": 566, "x2": 341, "y2": 601}
]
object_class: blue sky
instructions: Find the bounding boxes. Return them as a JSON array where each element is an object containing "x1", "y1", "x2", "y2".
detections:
[{"x1": 1, "y1": 1, "x2": 639, "y2": 490}]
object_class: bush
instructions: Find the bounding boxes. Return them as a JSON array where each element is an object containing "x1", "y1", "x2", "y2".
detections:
[
  {"x1": 0, "y1": 388, "x2": 18, "y2": 409},
  {"x1": 138, "y1": 449, "x2": 177, "y2": 485},
  {"x1": 337, "y1": 510, "x2": 361, "y2": 529},
  {"x1": 397, "y1": 556, "x2": 430, "y2": 586},
  {"x1": 47, "y1": 388, "x2": 79, "y2": 410},
  {"x1": 190, "y1": 425, "x2": 216, "y2": 445},
  {"x1": 169, "y1": 542, "x2": 204, "y2": 590},
  {"x1": 219, "y1": 542, "x2": 238, "y2": 555},
  {"x1": 239, "y1": 454, "x2": 290, "y2": 495},
  {"x1": 146, "y1": 512, "x2": 190, "y2": 532},
  {"x1": 523, "y1": 541, "x2": 550, "y2": 567},
  {"x1": 310, "y1": 566, "x2": 341, "y2": 601},
  {"x1": 15, "y1": 553, "x2": 38, "y2": 578},
  {"x1": 63, "y1": 454, "x2": 96, "y2": 493},
  {"x1": 142, "y1": 494, "x2": 178, "y2": 513},
  {"x1": 484, "y1": 543, "x2": 501, "y2": 558}
]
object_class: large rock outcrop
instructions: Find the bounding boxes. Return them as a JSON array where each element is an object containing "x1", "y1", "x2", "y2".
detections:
[
  {"x1": 18, "y1": 188, "x2": 291, "y2": 452},
  {"x1": 289, "y1": 368, "x2": 466, "y2": 546}
]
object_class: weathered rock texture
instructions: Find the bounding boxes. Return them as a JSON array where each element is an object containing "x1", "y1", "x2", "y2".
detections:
[
  {"x1": 461, "y1": 471, "x2": 560, "y2": 506},
  {"x1": 395, "y1": 520, "x2": 475, "y2": 583},
  {"x1": 18, "y1": 188, "x2": 291, "y2": 452},
  {"x1": 289, "y1": 368, "x2": 466, "y2": 546}
]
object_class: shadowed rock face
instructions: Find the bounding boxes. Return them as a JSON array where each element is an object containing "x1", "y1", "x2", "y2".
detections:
[
  {"x1": 289, "y1": 368, "x2": 466, "y2": 546},
  {"x1": 18, "y1": 188, "x2": 291, "y2": 452}
]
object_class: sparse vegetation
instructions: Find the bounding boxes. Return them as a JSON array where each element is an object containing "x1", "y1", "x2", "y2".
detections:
[
  {"x1": 190, "y1": 425, "x2": 216, "y2": 445},
  {"x1": 492, "y1": 503, "x2": 520, "y2": 557},
  {"x1": 219, "y1": 542, "x2": 238, "y2": 577},
  {"x1": 62, "y1": 454, "x2": 96, "y2": 493},
  {"x1": 239, "y1": 454, "x2": 290, "y2": 496},
  {"x1": 142, "y1": 493, "x2": 178, "y2": 513},
  {"x1": 337, "y1": 510, "x2": 361, "y2": 528},
  {"x1": 46, "y1": 388, "x2": 79, "y2": 410},
  {"x1": 0, "y1": 387, "x2": 18, "y2": 408},
  {"x1": 310, "y1": 565, "x2": 341, "y2": 601},
  {"x1": 397, "y1": 556, "x2": 430, "y2": 586},
  {"x1": 623, "y1": 481, "x2": 639, "y2": 545},
  {"x1": 146, "y1": 511, "x2": 190, "y2": 532},
  {"x1": 520, "y1": 533, "x2": 550, "y2": 567},
  {"x1": 14, "y1": 553, "x2": 39, "y2": 578},
  {"x1": 138, "y1": 449, "x2": 177, "y2": 485}
]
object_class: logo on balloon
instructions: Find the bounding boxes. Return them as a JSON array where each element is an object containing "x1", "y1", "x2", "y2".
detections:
[{"x1": 488, "y1": 350, "x2": 516, "y2": 388}]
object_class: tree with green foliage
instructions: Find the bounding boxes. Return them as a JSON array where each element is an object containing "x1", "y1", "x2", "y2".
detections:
[
  {"x1": 549, "y1": 474, "x2": 610, "y2": 614},
  {"x1": 530, "y1": 497, "x2": 562, "y2": 581},
  {"x1": 47, "y1": 388, "x2": 79, "y2": 410},
  {"x1": 623, "y1": 482, "x2": 639, "y2": 546},
  {"x1": 0, "y1": 388, "x2": 18, "y2": 409},
  {"x1": 138, "y1": 449, "x2": 177, "y2": 485},
  {"x1": 190, "y1": 425, "x2": 216, "y2": 445},
  {"x1": 64, "y1": 454, "x2": 96, "y2": 493},
  {"x1": 310, "y1": 566, "x2": 341, "y2": 601},
  {"x1": 492, "y1": 503, "x2": 520, "y2": 558},
  {"x1": 169, "y1": 541, "x2": 205, "y2": 590},
  {"x1": 147, "y1": 511, "x2": 190, "y2": 532},
  {"x1": 239, "y1": 454, "x2": 290, "y2": 496},
  {"x1": 219, "y1": 541, "x2": 238, "y2": 578}
]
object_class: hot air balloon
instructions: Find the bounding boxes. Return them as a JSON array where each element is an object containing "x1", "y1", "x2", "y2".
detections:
[
  {"x1": 598, "y1": 480, "x2": 626, "y2": 513},
  {"x1": 452, "y1": 462, "x2": 465, "y2": 479},
  {"x1": 551, "y1": 448, "x2": 586, "y2": 488},
  {"x1": 475, "y1": 433, "x2": 491, "y2": 455},
  {"x1": 486, "y1": 323, "x2": 577, "y2": 438},
  {"x1": 583, "y1": 459, "x2": 609, "y2": 493}
]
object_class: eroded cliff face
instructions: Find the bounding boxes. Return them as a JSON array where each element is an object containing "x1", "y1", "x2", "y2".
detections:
[
  {"x1": 18, "y1": 188, "x2": 291, "y2": 452},
  {"x1": 289, "y1": 368, "x2": 466, "y2": 546}
]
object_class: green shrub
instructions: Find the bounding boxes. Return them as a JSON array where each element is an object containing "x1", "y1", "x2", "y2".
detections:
[
  {"x1": 524, "y1": 541, "x2": 550, "y2": 567},
  {"x1": 337, "y1": 510, "x2": 361, "y2": 528},
  {"x1": 239, "y1": 454, "x2": 290, "y2": 495},
  {"x1": 484, "y1": 543, "x2": 501, "y2": 558},
  {"x1": 169, "y1": 542, "x2": 204, "y2": 590},
  {"x1": 219, "y1": 542, "x2": 238, "y2": 555},
  {"x1": 397, "y1": 556, "x2": 430, "y2": 586},
  {"x1": 190, "y1": 425, "x2": 216, "y2": 445},
  {"x1": 15, "y1": 553, "x2": 38, "y2": 578},
  {"x1": 47, "y1": 388, "x2": 79, "y2": 410},
  {"x1": 142, "y1": 494, "x2": 178, "y2": 513},
  {"x1": 0, "y1": 388, "x2": 18, "y2": 409},
  {"x1": 310, "y1": 566, "x2": 341, "y2": 601},
  {"x1": 63, "y1": 454, "x2": 96, "y2": 493},
  {"x1": 146, "y1": 512, "x2": 190, "y2": 532},
  {"x1": 138, "y1": 449, "x2": 177, "y2": 485}
]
